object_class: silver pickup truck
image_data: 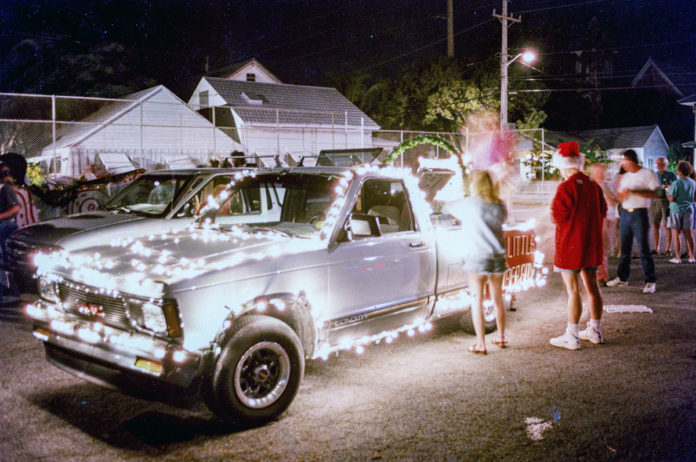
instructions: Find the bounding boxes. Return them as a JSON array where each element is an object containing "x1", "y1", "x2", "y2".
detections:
[
  {"x1": 26, "y1": 166, "x2": 539, "y2": 426},
  {"x1": 5, "y1": 168, "x2": 284, "y2": 294}
]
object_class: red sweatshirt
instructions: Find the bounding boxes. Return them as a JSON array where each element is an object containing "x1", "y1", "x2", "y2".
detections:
[{"x1": 551, "y1": 171, "x2": 607, "y2": 270}]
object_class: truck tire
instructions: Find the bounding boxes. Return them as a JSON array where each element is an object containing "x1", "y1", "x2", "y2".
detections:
[
  {"x1": 205, "y1": 314, "x2": 304, "y2": 426},
  {"x1": 459, "y1": 303, "x2": 497, "y2": 335}
]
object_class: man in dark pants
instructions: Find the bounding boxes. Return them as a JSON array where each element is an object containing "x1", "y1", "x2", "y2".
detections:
[{"x1": 607, "y1": 149, "x2": 659, "y2": 293}]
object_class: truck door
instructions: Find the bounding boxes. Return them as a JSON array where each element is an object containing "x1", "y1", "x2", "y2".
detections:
[{"x1": 326, "y1": 178, "x2": 435, "y2": 345}]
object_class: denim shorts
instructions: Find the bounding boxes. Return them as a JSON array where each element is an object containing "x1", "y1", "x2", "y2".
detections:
[{"x1": 667, "y1": 210, "x2": 693, "y2": 231}]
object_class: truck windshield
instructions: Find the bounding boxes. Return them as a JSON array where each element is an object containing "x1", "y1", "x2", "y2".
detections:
[
  {"x1": 227, "y1": 172, "x2": 342, "y2": 237},
  {"x1": 103, "y1": 174, "x2": 193, "y2": 217}
]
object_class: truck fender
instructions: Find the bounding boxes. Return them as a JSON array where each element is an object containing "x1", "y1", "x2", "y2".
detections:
[{"x1": 214, "y1": 292, "x2": 317, "y2": 360}]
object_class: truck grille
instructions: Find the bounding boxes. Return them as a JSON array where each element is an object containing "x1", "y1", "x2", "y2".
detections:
[{"x1": 58, "y1": 282, "x2": 132, "y2": 330}]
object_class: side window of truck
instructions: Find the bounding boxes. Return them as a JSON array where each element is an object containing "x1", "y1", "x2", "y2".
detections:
[{"x1": 350, "y1": 179, "x2": 414, "y2": 237}]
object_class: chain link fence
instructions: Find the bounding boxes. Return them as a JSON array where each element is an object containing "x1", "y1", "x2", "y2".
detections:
[{"x1": 0, "y1": 91, "x2": 555, "y2": 203}]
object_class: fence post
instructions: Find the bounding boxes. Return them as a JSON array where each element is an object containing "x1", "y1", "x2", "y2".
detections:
[
  {"x1": 400, "y1": 130, "x2": 404, "y2": 167},
  {"x1": 139, "y1": 100, "x2": 144, "y2": 168},
  {"x1": 276, "y1": 109, "x2": 280, "y2": 155},
  {"x1": 212, "y1": 106, "x2": 217, "y2": 158},
  {"x1": 332, "y1": 112, "x2": 335, "y2": 149},
  {"x1": 538, "y1": 128, "x2": 544, "y2": 203},
  {"x1": 52, "y1": 95, "x2": 56, "y2": 158},
  {"x1": 361, "y1": 117, "x2": 364, "y2": 148},
  {"x1": 344, "y1": 111, "x2": 348, "y2": 148}
]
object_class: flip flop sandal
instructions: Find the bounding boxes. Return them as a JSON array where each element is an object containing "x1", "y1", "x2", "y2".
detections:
[
  {"x1": 492, "y1": 339, "x2": 508, "y2": 348},
  {"x1": 467, "y1": 344, "x2": 487, "y2": 355}
]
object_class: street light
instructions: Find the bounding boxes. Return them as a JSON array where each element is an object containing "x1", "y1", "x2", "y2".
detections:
[{"x1": 500, "y1": 49, "x2": 537, "y2": 129}]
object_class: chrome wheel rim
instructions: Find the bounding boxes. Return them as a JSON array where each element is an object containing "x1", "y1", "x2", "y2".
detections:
[{"x1": 234, "y1": 341, "x2": 290, "y2": 409}]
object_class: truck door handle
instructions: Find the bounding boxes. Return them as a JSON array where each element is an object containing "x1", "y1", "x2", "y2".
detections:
[{"x1": 409, "y1": 241, "x2": 425, "y2": 248}]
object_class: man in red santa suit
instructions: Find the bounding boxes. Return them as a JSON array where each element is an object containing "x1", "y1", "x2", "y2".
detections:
[{"x1": 549, "y1": 141, "x2": 607, "y2": 350}]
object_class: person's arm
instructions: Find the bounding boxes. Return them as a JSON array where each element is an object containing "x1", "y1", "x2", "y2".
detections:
[
  {"x1": 667, "y1": 181, "x2": 677, "y2": 202},
  {"x1": 0, "y1": 204, "x2": 20, "y2": 221},
  {"x1": 550, "y1": 183, "x2": 572, "y2": 225}
]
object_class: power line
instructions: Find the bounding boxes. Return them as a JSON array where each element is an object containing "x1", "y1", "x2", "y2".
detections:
[
  {"x1": 355, "y1": 19, "x2": 495, "y2": 72},
  {"x1": 515, "y1": 82, "x2": 696, "y2": 93}
]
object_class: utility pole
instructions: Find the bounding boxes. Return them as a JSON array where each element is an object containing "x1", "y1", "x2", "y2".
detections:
[
  {"x1": 447, "y1": 0, "x2": 454, "y2": 57},
  {"x1": 493, "y1": 0, "x2": 521, "y2": 129}
]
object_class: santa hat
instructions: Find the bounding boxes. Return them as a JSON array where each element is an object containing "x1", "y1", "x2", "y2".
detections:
[{"x1": 552, "y1": 141, "x2": 584, "y2": 170}]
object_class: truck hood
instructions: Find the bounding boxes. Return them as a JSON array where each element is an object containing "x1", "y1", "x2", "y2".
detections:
[
  {"x1": 11, "y1": 212, "x2": 147, "y2": 248},
  {"x1": 40, "y1": 225, "x2": 325, "y2": 297}
]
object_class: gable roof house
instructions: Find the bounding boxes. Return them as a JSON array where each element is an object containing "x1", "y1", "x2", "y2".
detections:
[
  {"x1": 38, "y1": 85, "x2": 242, "y2": 179},
  {"x1": 544, "y1": 124, "x2": 669, "y2": 170},
  {"x1": 188, "y1": 59, "x2": 380, "y2": 167},
  {"x1": 678, "y1": 94, "x2": 696, "y2": 165},
  {"x1": 632, "y1": 58, "x2": 684, "y2": 97}
]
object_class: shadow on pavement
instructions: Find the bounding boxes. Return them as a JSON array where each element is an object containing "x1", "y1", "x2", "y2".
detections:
[{"x1": 29, "y1": 383, "x2": 252, "y2": 449}]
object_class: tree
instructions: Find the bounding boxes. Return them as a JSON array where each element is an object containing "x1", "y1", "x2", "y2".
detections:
[{"x1": 368, "y1": 57, "x2": 463, "y2": 131}]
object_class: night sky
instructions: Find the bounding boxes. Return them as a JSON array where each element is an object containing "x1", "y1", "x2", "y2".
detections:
[{"x1": 1, "y1": 0, "x2": 695, "y2": 137}]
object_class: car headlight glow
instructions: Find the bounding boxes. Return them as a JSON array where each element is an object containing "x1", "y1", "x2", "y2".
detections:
[
  {"x1": 38, "y1": 277, "x2": 60, "y2": 303},
  {"x1": 129, "y1": 298, "x2": 182, "y2": 338},
  {"x1": 141, "y1": 302, "x2": 168, "y2": 334}
]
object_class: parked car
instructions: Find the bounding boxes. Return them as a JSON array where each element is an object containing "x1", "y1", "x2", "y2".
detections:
[
  {"x1": 4, "y1": 168, "x2": 284, "y2": 294},
  {"x1": 26, "y1": 166, "x2": 540, "y2": 426}
]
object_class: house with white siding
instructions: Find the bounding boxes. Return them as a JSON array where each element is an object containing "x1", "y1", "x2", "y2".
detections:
[
  {"x1": 545, "y1": 125, "x2": 670, "y2": 170},
  {"x1": 37, "y1": 85, "x2": 243, "y2": 178},
  {"x1": 188, "y1": 59, "x2": 380, "y2": 166}
]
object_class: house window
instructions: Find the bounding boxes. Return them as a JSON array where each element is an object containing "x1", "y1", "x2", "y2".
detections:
[
  {"x1": 199, "y1": 90, "x2": 209, "y2": 108},
  {"x1": 246, "y1": 73, "x2": 256, "y2": 82}
]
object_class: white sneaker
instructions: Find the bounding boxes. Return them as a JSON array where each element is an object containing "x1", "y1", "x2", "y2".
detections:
[
  {"x1": 669, "y1": 258, "x2": 681, "y2": 264},
  {"x1": 550, "y1": 331, "x2": 581, "y2": 350},
  {"x1": 643, "y1": 282, "x2": 656, "y2": 294},
  {"x1": 579, "y1": 325, "x2": 604, "y2": 344},
  {"x1": 606, "y1": 277, "x2": 628, "y2": 287}
]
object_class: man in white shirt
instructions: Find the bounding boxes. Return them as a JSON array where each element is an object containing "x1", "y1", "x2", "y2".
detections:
[{"x1": 606, "y1": 149, "x2": 659, "y2": 293}]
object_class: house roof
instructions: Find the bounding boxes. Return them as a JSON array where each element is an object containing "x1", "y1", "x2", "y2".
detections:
[
  {"x1": 632, "y1": 57, "x2": 683, "y2": 96},
  {"x1": 43, "y1": 86, "x2": 170, "y2": 151},
  {"x1": 43, "y1": 85, "x2": 239, "y2": 153},
  {"x1": 213, "y1": 58, "x2": 282, "y2": 83},
  {"x1": 678, "y1": 93, "x2": 696, "y2": 106},
  {"x1": 202, "y1": 77, "x2": 380, "y2": 129},
  {"x1": 544, "y1": 125, "x2": 664, "y2": 151}
]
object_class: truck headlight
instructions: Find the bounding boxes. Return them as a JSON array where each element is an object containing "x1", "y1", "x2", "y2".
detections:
[
  {"x1": 129, "y1": 298, "x2": 182, "y2": 338},
  {"x1": 38, "y1": 277, "x2": 60, "y2": 303},
  {"x1": 141, "y1": 302, "x2": 168, "y2": 333}
]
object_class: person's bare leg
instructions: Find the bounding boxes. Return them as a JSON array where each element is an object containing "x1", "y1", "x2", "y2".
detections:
[
  {"x1": 580, "y1": 269, "x2": 603, "y2": 321},
  {"x1": 683, "y1": 229, "x2": 695, "y2": 260},
  {"x1": 671, "y1": 228, "x2": 681, "y2": 261},
  {"x1": 652, "y1": 222, "x2": 661, "y2": 252},
  {"x1": 468, "y1": 273, "x2": 487, "y2": 349},
  {"x1": 664, "y1": 221, "x2": 672, "y2": 254},
  {"x1": 489, "y1": 273, "x2": 505, "y2": 340},
  {"x1": 561, "y1": 272, "x2": 582, "y2": 324}
]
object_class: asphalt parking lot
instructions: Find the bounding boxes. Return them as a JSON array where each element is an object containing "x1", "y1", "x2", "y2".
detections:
[{"x1": 1, "y1": 248, "x2": 695, "y2": 461}]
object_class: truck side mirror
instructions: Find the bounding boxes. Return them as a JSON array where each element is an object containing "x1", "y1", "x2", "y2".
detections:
[{"x1": 337, "y1": 218, "x2": 354, "y2": 242}]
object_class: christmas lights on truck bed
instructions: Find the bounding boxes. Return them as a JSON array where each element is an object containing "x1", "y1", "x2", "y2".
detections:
[{"x1": 26, "y1": 166, "x2": 545, "y2": 426}]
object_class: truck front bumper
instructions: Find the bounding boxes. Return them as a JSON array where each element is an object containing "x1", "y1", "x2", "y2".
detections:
[{"x1": 26, "y1": 301, "x2": 205, "y2": 391}]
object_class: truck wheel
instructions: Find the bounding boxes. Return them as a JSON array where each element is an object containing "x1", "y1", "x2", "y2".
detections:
[
  {"x1": 459, "y1": 303, "x2": 497, "y2": 335},
  {"x1": 205, "y1": 315, "x2": 304, "y2": 426}
]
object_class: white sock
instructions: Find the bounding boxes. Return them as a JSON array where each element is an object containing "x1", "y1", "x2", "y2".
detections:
[
  {"x1": 589, "y1": 319, "x2": 601, "y2": 331},
  {"x1": 567, "y1": 323, "x2": 579, "y2": 337}
]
